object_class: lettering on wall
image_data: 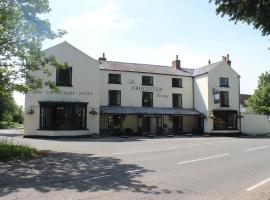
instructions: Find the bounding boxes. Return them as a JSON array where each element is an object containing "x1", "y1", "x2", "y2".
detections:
[
  {"x1": 31, "y1": 90, "x2": 93, "y2": 96},
  {"x1": 156, "y1": 93, "x2": 169, "y2": 98},
  {"x1": 131, "y1": 86, "x2": 162, "y2": 92},
  {"x1": 128, "y1": 79, "x2": 136, "y2": 85}
]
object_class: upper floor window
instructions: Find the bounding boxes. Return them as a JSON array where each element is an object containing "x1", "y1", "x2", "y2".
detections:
[
  {"x1": 142, "y1": 92, "x2": 153, "y2": 107},
  {"x1": 172, "y1": 93, "x2": 182, "y2": 108},
  {"x1": 109, "y1": 90, "x2": 121, "y2": 106},
  {"x1": 219, "y1": 77, "x2": 229, "y2": 87},
  {"x1": 172, "y1": 78, "x2": 182, "y2": 88},
  {"x1": 220, "y1": 91, "x2": 229, "y2": 107},
  {"x1": 108, "y1": 74, "x2": 121, "y2": 84},
  {"x1": 142, "y1": 76, "x2": 153, "y2": 86},
  {"x1": 56, "y1": 67, "x2": 72, "y2": 86}
]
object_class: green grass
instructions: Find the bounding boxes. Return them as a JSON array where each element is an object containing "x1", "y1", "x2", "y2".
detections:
[
  {"x1": 0, "y1": 121, "x2": 23, "y2": 129},
  {"x1": 0, "y1": 138, "x2": 38, "y2": 162}
]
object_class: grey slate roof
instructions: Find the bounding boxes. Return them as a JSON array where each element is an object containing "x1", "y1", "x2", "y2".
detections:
[
  {"x1": 99, "y1": 60, "x2": 227, "y2": 77},
  {"x1": 100, "y1": 106, "x2": 201, "y2": 115},
  {"x1": 99, "y1": 60, "x2": 193, "y2": 77},
  {"x1": 193, "y1": 61, "x2": 223, "y2": 76}
]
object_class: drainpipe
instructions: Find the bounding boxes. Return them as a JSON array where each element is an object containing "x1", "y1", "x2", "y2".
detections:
[{"x1": 238, "y1": 75, "x2": 241, "y2": 134}]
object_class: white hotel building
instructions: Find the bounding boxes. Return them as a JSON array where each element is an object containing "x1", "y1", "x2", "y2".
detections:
[{"x1": 24, "y1": 42, "x2": 241, "y2": 137}]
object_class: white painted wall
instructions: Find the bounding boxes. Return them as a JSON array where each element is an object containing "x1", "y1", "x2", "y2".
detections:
[
  {"x1": 100, "y1": 70, "x2": 193, "y2": 108},
  {"x1": 242, "y1": 114, "x2": 270, "y2": 134},
  {"x1": 24, "y1": 42, "x2": 100, "y2": 136}
]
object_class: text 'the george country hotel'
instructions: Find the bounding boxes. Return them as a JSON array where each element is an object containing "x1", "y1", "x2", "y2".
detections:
[{"x1": 24, "y1": 42, "x2": 241, "y2": 137}]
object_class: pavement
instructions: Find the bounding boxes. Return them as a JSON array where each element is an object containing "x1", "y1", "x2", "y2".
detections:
[{"x1": 1, "y1": 135, "x2": 270, "y2": 199}]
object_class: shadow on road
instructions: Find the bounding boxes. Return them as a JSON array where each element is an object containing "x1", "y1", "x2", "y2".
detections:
[{"x1": 0, "y1": 152, "x2": 176, "y2": 197}]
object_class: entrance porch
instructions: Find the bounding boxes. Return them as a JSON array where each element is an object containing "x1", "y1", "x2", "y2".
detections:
[{"x1": 100, "y1": 106, "x2": 203, "y2": 136}]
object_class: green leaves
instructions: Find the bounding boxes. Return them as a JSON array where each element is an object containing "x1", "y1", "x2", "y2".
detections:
[
  {"x1": 210, "y1": 0, "x2": 270, "y2": 36},
  {"x1": 248, "y1": 71, "x2": 270, "y2": 115},
  {"x1": 0, "y1": 0, "x2": 67, "y2": 95}
]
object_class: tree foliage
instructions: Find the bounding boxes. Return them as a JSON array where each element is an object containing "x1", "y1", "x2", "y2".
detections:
[
  {"x1": 210, "y1": 0, "x2": 270, "y2": 36},
  {"x1": 0, "y1": 0, "x2": 67, "y2": 94},
  {"x1": 248, "y1": 71, "x2": 270, "y2": 115}
]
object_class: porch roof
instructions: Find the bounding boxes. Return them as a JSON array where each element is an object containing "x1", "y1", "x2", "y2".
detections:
[{"x1": 100, "y1": 106, "x2": 202, "y2": 116}]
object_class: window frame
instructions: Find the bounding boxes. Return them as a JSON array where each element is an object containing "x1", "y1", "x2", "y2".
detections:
[
  {"x1": 56, "y1": 67, "x2": 72, "y2": 87},
  {"x1": 108, "y1": 90, "x2": 121, "y2": 106},
  {"x1": 219, "y1": 77, "x2": 229, "y2": 87},
  {"x1": 172, "y1": 78, "x2": 182, "y2": 88},
  {"x1": 172, "y1": 93, "x2": 182, "y2": 108},
  {"x1": 142, "y1": 91, "x2": 153, "y2": 107},
  {"x1": 220, "y1": 91, "x2": 229, "y2": 107},
  {"x1": 142, "y1": 76, "x2": 153, "y2": 86},
  {"x1": 108, "y1": 74, "x2": 121, "y2": 84},
  {"x1": 39, "y1": 102, "x2": 87, "y2": 130}
]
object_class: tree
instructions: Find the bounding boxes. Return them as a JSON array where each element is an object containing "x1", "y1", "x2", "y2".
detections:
[
  {"x1": 0, "y1": 0, "x2": 67, "y2": 95},
  {"x1": 210, "y1": 0, "x2": 270, "y2": 36},
  {"x1": 248, "y1": 71, "x2": 270, "y2": 115}
]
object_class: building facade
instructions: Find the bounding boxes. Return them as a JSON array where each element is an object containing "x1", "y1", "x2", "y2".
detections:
[{"x1": 24, "y1": 42, "x2": 241, "y2": 136}]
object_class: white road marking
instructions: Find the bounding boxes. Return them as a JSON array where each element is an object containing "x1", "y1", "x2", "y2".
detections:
[
  {"x1": 112, "y1": 149, "x2": 159, "y2": 155},
  {"x1": 177, "y1": 153, "x2": 230, "y2": 165},
  {"x1": 126, "y1": 169, "x2": 142, "y2": 173},
  {"x1": 246, "y1": 177, "x2": 270, "y2": 191},
  {"x1": 245, "y1": 146, "x2": 269, "y2": 152}
]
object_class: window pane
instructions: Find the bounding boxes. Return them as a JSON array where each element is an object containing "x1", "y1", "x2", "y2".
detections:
[
  {"x1": 220, "y1": 77, "x2": 229, "y2": 87},
  {"x1": 142, "y1": 92, "x2": 153, "y2": 107},
  {"x1": 109, "y1": 74, "x2": 121, "y2": 84},
  {"x1": 172, "y1": 78, "x2": 182, "y2": 87},
  {"x1": 109, "y1": 90, "x2": 121, "y2": 106},
  {"x1": 172, "y1": 94, "x2": 182, "y2": 107},
  {"x1": 142, "y1": 76, "x2": 153, "y2": 85},
  {"x1": 56, "y1": 67, "x2": 72, "y2": 86},
  {"x1": 220, "y1": 91, "x2": 229, "y2": 107}
]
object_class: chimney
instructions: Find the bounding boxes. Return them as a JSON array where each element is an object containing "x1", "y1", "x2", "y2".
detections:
[
  {"x1": 98, "y1": 53, "x2": 106, "y2": 61},
  {"x1": 172, "y1": 55, "x2": 181, "y2": 70},
  {"x1": 208, "y1": 59, "x2": 211, "y2": 64},
  {"x1": 222, "y1": 54, "x2": 231, "y2": 66},
  {"x1": 226, "y1": 54, "x2": 231, "y2": 66}
]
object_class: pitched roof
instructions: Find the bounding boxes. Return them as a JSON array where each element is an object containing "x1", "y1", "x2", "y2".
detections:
[
  {"x1": 193, "y1": 61, "x2": 223, "y2": 76},
  {"x1": 99, "y1": 60, "x2": 193, "y2": 76}
]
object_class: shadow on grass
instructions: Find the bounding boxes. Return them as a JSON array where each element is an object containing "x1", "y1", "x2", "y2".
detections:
[{"x1": 0, "y1": 152, "x2": 177, "y2": 197}]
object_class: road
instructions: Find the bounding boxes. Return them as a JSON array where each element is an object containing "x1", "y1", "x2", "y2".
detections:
[{"x1": 1, "y1": 136, "x2": 270, "y2": 199}]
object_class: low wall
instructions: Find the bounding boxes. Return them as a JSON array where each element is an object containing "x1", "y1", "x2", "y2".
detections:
[{"x1": 241, "y1": 113, "x2": 270, "y2": 134}]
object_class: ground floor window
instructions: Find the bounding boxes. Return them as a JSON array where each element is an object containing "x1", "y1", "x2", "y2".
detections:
[
  {"x1": 40, "y1": 102, "x2": 87, "y2": 130},
  {"x1": 108, "y1": 115, "x2": 121, "y2": 129},
  {"x1": 213, "y1": 111, "x2": 237, "y2": 130}
]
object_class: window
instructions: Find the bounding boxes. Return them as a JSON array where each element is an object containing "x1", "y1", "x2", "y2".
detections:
[
  {"x1": 220, "y1": 91, "x2": 229, "y2": 107},
  {"x1": 56, "y1": 67, "x2": 72, "y2": 86},
  {"x1": 142, "y1": 92, "x2": 153, "y2": 107},
  {"x1": 213, "y1": 111, "x2": 237, "y2": 130},
  {"x1": 219, "y1": 77, "x2": 229, "y2": 87},
  {"x1": 172, "y1": 93, "x2": 182, "y2": 108},
  {"x1": 142, "y1": 76, "x2": 153, "y2": 86},
  {"x1": 108, "y1": 74, "x2": 121, "y2": 84},
  {"x1": 40, "y1": 102, "x2": 87, "y2": 130},
  {"x1": 109, "y1": 90, "x2": 121, "y2": 106},
  {"x1": 172, "y1": 78, "x2": 182, "y2": 87},
  {"x1": 108, "y1": 115, "x2": 121, "y2": 129}
]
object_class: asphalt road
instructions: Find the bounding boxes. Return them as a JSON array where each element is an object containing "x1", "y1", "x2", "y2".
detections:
[{"x1": 1, "y1": 136, "x2": 270, "y2": 199}]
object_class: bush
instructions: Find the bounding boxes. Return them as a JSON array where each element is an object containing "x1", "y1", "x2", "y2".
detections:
[{"x1": 0, "y1": 138, "x2": 38, "y2": 162}]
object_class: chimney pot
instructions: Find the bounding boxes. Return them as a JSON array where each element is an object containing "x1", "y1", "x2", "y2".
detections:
[
  {"x1": 208, "y1": 59, "x2": 211, "y2": 64},
  {"x1": 98, "y1": 52, "x2": 106, "y2": 61}
]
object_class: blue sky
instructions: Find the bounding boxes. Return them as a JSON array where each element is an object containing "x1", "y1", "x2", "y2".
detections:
[{"x1": 14, "y1": 0, "x2": 270, "y2": 106}]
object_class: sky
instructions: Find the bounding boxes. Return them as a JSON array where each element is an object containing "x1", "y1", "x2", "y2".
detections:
[{"x1": 14, "y1": 0, "x2": 270, "y2": 107}]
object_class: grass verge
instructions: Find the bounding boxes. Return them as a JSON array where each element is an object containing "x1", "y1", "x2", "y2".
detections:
[{"x1": 0, "y1": 138, "x2": 38, "y2": 162}]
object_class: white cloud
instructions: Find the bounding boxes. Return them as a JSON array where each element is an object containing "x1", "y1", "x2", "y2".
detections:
[{"x1": 63, "y1": 1, "x2": 135, "y2": 32}]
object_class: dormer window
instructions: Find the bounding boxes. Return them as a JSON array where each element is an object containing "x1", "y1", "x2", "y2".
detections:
[{"x1": 56, "y1": 67, "x2": 72, "y2": 86}]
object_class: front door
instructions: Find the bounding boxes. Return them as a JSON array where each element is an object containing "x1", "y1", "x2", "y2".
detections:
[
  {"x1": 172, "y1": 116, "x2": 183, "y2": 133},
  {"x1": 142, "y1": 117, "x2": 151, "y2": 133}
]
